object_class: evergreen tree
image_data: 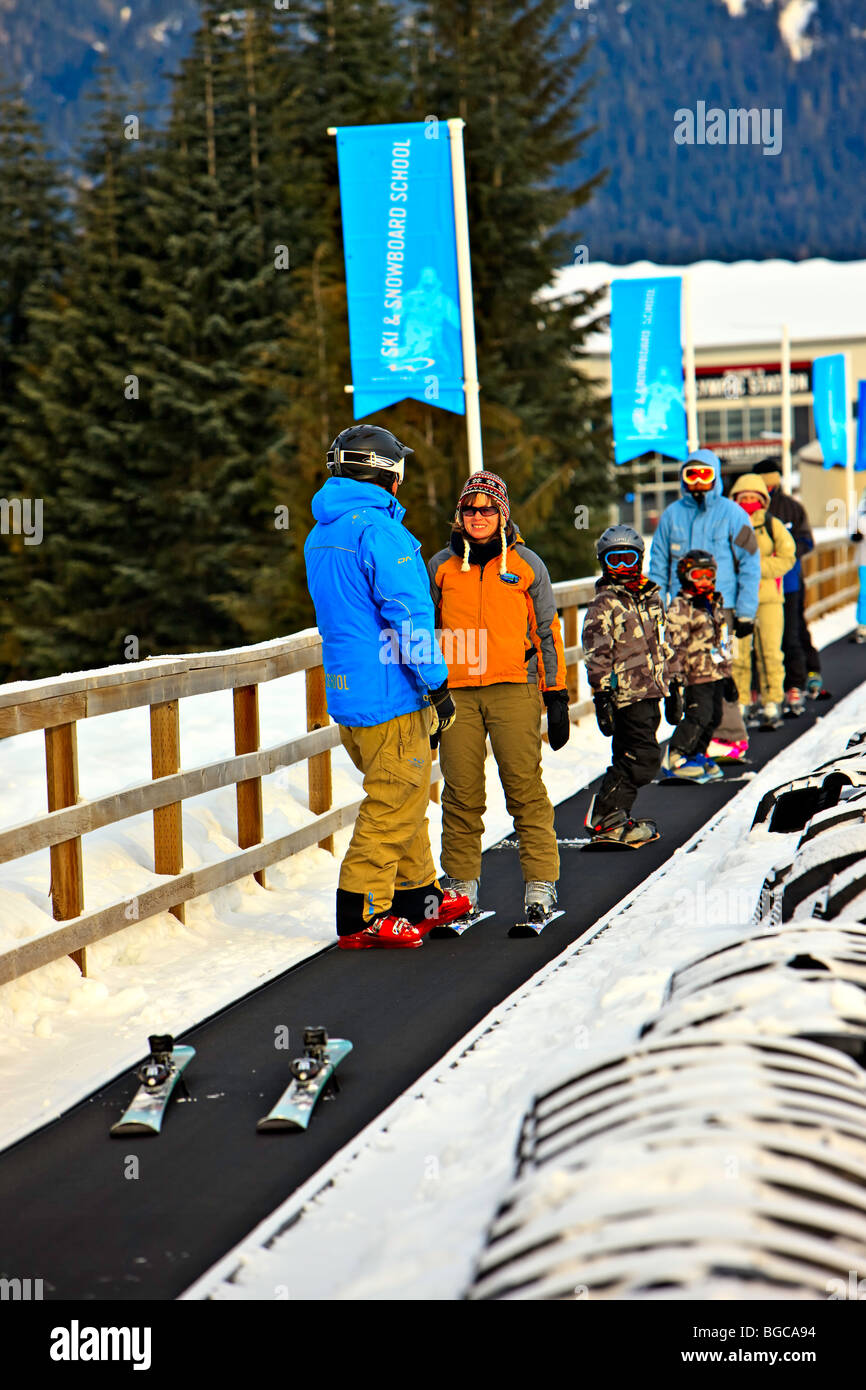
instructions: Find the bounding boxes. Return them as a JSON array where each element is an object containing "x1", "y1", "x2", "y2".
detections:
[
  {"x1": 255, "y1": 0, "x2": 418, "y2": 636},
  {"x1": 0, "y1": 84, "x2": 71, "y2": 678},
  {"x1": 406, "y1": 0, "x2": 612, "y2": 577},
  {"x1": 3, "y1": 75, "x2": 157, "y2": 676},
  {"x1": 263, "y1": 0, "x2": 612, "y2": 586},
  {"x1": 125, "y1": 2, "x2": 301, "y2": 654}
]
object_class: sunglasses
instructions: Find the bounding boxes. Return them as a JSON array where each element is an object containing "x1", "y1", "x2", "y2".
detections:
[
  {"x1": 682, "y1": 465, "x2": 715, "y2": 487},
  {"x1": 604, "y1": 548, "x2": 641, "y2": 569},
  {"x1": 686, "y1": 568, "x2": 716, "y2": 584},
  {"x1": 461, "y1": 505, "x2": 500, "y2": 518}
]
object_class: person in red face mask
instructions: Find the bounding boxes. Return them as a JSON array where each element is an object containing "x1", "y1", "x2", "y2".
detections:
[
  {"x1": 728, "y1": 474, "x2": 796, "y2": 731},
  {"x1": 660, "y1": 550, "x2": 737, "y2": 782}
]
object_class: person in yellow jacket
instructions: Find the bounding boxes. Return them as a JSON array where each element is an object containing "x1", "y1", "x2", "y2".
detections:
[
  {"x1": 427, "y1": 471, "x2": 569, "y2": 928},
  {"x1": 728, "y1": 473, "x2": 796, "y2": 731}
]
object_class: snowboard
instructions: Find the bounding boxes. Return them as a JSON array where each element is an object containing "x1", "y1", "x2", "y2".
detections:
[
  {"x1": 430, "y1": 908, "x2": 495, "y2": 938},
  {"x1": 656, "y1": 772, "x2": 713, "y2": 786},
  {"x1": 257, "y1": 1027, "x2": 352, "y2": 1132},
  {"x1": 110, "y1": 1036, "x2": 194, "y2": 1137},
  {"x1": 508, "y1": 910, "x2": 565, "y2": 938},
  {"x1": 581, "y1": 828, "x2": 660, "y2": 851}
]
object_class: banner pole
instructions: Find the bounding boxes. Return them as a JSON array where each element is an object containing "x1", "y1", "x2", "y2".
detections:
[
  {"x1": 682, "y1": 272, "x2": 698, "y2": 453},
  {"x1": 781, "y1": 323, "x2": 792, "y2": 491},
  {"x1": 446, "y1": 118, "x2": 483, "y2": 475},
  {"x1": 845, "y1": 351, "x2": 856, "y2": 527}
]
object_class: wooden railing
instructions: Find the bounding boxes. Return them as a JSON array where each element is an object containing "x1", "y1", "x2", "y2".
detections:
[{"x1": 0, "y1": 538, "x2": 857, "y2": 987}]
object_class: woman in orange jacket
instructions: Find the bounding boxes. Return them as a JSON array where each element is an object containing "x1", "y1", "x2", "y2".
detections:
[{"x1": 427, "y1": 471, "x2": 569, "y2": 928}]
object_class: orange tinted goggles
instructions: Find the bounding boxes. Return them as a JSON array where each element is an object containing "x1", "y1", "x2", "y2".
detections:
[
  {"x1": 682, "y1": 465, "x2": 714, "y2": 487},
  {"x1": 686, "y1": 568, "x2": 715, "y2": 584}
]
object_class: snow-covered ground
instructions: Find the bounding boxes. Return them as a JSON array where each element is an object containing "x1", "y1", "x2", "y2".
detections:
[
  {"x1": 0, "y1": 616, "x2": 613, "y2": 1154},
  {"x1": 179, "y1": 604, "x2": 861, "y2": 1302}
]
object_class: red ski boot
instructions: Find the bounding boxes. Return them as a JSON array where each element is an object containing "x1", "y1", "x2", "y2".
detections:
[
  {"x1": 414, "y1": 888, "x2": 473, "y2": 935},
  {"x1": 389, "y1": 885, "x2": 474, "y2": 936},
  {"x1": 337, "y1": 915, "x2": 424, "y2": 950}
]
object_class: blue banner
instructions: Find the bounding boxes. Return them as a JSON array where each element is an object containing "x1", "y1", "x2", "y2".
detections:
[
  {"x1": 610, "y1": 278, "x2": 688, "y2": 465},
  {"x1": 334, "y1": 122, "x2": 465, "y2": 418},
  {"x1": 813, "y1": 353, "x2": 848, "y2": 468},
  {"x1": 857, "y1": 381, "x2": 866, "y2": 472}
]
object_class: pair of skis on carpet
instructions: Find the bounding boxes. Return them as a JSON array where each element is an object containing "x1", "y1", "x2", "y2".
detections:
[
  {"x1": 428, "y1": 907, "x2": 563, "y2": 939},
  {"x1": 110, "y1": 1027, "x2": 351, "y2": 1138}
]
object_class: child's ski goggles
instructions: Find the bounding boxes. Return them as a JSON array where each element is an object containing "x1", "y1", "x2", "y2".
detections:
[
  {"x1": 604, "y1": 548, "x2": 641, "y2": 570},
  {"x1": 685, "y1": 567, "x2": 716, "y2": 584},
  {"x1": 682, "y1": 464, "x2": 715, "y2": 488}
]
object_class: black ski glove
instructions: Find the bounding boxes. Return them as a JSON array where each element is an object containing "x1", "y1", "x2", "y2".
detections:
[
  {"x1": 851, "y1": 531, "x2": 863, "y2": 545},
  {"x1": 664, "y1": 679, "x2": 684, "y2": 725},
  {"x1": 593, "y1": 691, "x2": 616, "y2": 738},
  {"x1": 542, "y1": 689, "x2": 571, "y2": 751},
  {"x1": 722, "y1": 675, "x2": 739, "y2": 703},
  {"x1": 428, "y1": 681, "x2": 456, "y2": 750},
  {"x1": 734, "y1": 617, "x2": 754, "y2": 638}
]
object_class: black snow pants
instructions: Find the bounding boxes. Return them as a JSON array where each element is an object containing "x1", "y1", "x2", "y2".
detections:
[
  {"x1": 781, "y1": 590, "x2": 808, "y2": 691},
  {"x1": 798, "y1": 586, "x2": 821, "y2": 674},
  {"x1": 670, "y1": 679, "x2": 725, "y2": 759},
  {"x1": 596, "y1": 697, "x2": 662, "y2": 819}
]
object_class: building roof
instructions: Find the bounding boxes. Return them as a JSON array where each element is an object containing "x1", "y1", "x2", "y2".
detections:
[{"x1": 554, "y1": 258, "x2": 866, "y2": 354}]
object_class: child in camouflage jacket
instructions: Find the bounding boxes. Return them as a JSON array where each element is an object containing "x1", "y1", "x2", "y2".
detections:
[{"x1": 582, "y1": 525, "x2": 681, "y2": 847}]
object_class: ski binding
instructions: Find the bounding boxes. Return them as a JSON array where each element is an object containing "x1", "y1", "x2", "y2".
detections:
[
  {"x1": 430, "y1": 908, "x2": 495, "y2": 937},
  {"x1": 257, "y1": 1026, "x2": 352, "y2": 1133},
  {"x1": 110, "y1": 1034, "x2": 194, "y2": 1137},
  {"x1": 508, "y1": 909, "x2": 565, "y2": 938}
]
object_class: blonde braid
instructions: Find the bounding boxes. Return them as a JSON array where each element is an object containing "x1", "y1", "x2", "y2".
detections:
[
  {"x1": 499, "y1": 517, "x2": 508, "y2": 573},
  {"x1": 461, "y1": 535, "x2": 471, "y2": 572}
]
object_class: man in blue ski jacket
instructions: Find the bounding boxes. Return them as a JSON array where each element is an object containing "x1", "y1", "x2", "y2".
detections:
[
  {"x1": 649, "y1": 448, "x2": 761, "y2": 759},
  {"x1": 304, "y1": 423, "x2": 470, "y2": 950}
]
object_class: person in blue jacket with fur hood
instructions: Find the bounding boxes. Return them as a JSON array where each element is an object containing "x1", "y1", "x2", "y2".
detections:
[
  {"x1": 304, "y1": 424, "x2": 471, "y2": 951},
  {"x1": 649, "y1": 448, "x2": 761, "y2": 760}
]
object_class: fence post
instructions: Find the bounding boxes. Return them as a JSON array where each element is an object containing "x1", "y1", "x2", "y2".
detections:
[
  {"x1": 234, "y1": 685, "x2": 265, "y2": 887},
  {"x1": 305, "y1": 666, "x2": 334, "y2": 853},
  {"x1": 564, "y1": 604, "x2": 579, "y2": 707},
  {"x1": 45, "y1": 723, "x2": 86, "y2": 975},
  {"x1": 802, "y1": 548, "x2": 815, "y2": 621},
  {"x1": 150, "y1": 700, "x2": 185, "y2": 923}
]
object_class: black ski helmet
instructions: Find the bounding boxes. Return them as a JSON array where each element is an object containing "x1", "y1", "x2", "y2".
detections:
[
  {"x1": 327, "y1": 424, "x2": 413, "y2": 488},
  {"x1": 595, "y1": 523, "x2": 644, "y2": 565},
  {"x1": 677, "y1": 548, "x2": 717, "y2": 591}
]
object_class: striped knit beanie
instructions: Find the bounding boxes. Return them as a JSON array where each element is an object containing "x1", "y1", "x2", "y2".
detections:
[
  {"x1": 455, "y1": 470, "x2": 510, "y2": 523},
  {"x1": 454, "y1": 471, "x2": 511, "y2": 574}
]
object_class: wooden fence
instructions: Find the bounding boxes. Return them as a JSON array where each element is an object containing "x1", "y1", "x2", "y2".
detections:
[{"x1": 0, "y1": 537, "x2": 858, "y2": 987}]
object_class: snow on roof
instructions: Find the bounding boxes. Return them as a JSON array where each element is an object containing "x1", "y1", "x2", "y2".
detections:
[
  {"x1": 719, "y1": 0, "x2": 819, "y2": 62},
  {"x1": 553, "y1": 258, "x2": 866, "y2": 354}
]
